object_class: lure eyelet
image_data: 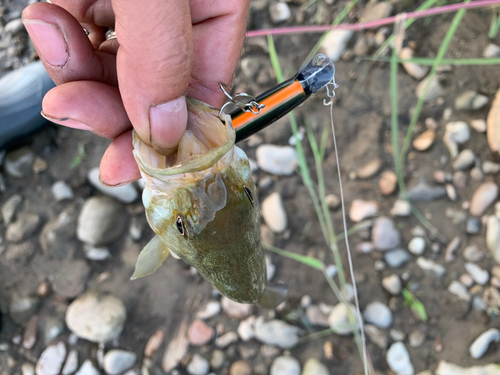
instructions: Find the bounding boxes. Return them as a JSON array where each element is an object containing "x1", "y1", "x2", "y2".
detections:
[
  {"x1": 176, "y1": 215, "x2": 185, "y2": 236},
  {"x1": 243, "y1": 186, "x2": 254, "y2": 205}
]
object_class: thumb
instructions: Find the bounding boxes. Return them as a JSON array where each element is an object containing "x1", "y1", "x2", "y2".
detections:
[{"x1": 111, "y1": 0, "x2": 193, "y2": 154}]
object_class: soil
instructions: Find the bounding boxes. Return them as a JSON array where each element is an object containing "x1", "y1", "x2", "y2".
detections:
[{"x1": 1, "y1": 0, "x2": 500, "y2": 374}]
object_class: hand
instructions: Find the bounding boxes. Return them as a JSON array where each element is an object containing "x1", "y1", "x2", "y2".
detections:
[{"x1": 22, "y1": 0, "x2": 250, "y2": 186}]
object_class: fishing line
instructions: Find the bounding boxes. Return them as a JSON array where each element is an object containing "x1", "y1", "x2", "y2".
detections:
[{"x1": 324, "y1": 96, "x2": 368, "y2": 375}]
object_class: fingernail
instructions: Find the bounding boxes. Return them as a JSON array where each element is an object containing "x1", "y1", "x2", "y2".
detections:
[
  {"x1": 41, "y1": 112, "x2": 93, "y2": 131},
  {"x1": 24, "y1": 20, "x2": 68, "y2": 67},
  {"x1": 149, "y1": 96, "x2": 187, "y2": 154},
  {"x1": 98, "y1": 174, "x2": 136, "y2": 187}
]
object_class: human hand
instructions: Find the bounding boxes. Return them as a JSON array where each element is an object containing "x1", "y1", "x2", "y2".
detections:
[{"x1": 22, "y1": 0, "x2": 250, "y2": 186}]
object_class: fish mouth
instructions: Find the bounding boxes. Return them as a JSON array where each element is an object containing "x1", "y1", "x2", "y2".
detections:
[{"x1": 133, "y1": 97, "x2": 235, "y2": 179}]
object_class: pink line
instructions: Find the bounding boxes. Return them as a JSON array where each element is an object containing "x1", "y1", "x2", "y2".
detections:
[{"x1": 246, "y1": 0, "x2": 500, "y2": 37}]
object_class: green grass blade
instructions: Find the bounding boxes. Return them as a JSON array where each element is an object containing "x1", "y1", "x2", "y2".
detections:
[
  {"x1": 263, "y1": 243, "x2": 325, "y2": 270},
  {"x1": 489, "y1": 10, "x2": 500, "y2": 39}
]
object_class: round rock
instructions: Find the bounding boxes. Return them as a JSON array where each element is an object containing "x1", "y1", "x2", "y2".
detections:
[
  {"x1": 230, "y1": 360, "x2": 252, "y2": 375},
  {"x1": 372, "y1": 217, "x2": 400, "y2": 250},
  {"x1": 65, "y1": 292, "x2": 126, "y2": 343},
  {"x1": 382, "y1": 274, "x2": 402, "y2": 295},
  {"x1": 254, "y1": 317, "x2": 300, "y2": 348},
  {"x1": 470, "y1": 328, "x2": 500, "y2": 359},
  {"x1": 187, "y1": 353, "x2": 210, "y2": 375},
  {"x1": 408, "y1": 237, "x2": 425, "y2": 255},
  {"x1": 87, "y1": 168, "x2": 138, "y2": 204},
  {"x1": 379, "y1": 171, "x2": 398, "y2": 195},
  {"x1": 364, "y1": 301, "x2": 392, "y2": 329},
  {"x1": 386, "y1": 342, "x2": 414, "y2": 375},
  {"x1": 349, "y1": 200, "x2": 379, "y2": 222},
  {"x1": 452, "y1": 149, "x2": 475, "y2": 170},
  {"x1": 328, "y1": 303, "x2": 357, "y2": 335},
  {"x1": 51, "y1": 181, "x2": 74, "y2": 201},
  {"x1": 77, "y1": 196, "x2": 127, "y2": 246},
  {"x1": 103, "y1": 350, "x2": 137, "y2": 375},
  {"x1": 270, "y1": 356, "x2": 300, "y2": 375},
  {"x1": 321, "y1": 30, "x2": 353, "y2": 62},
  {"x1": 384, "y1": 249, "x2": 410, "y2": 268},
  {"x1": 188, "y1": 319, "x2": 214, "y2": 346},
  {"x1": 36, "y1": 341, "x2": 67, "y2": 375},
  {"x1": 221, "y1": 296, "x2": 253, "y2": 320},
  {"x1": 413, "y1": 129, "x2": 435, "y2": 151},
  {"x1": 302, "y1": 358, "x2": 330, "y2": 375},
  {"x1": 470, "y1": 182, "x2": 498, "y2": 216},
  {"x1": 256, "y1": 145, "x2": 298, "y2": 176},
  {"x1": 261, "y1": 192, "x2": 287, "y2": 233}
]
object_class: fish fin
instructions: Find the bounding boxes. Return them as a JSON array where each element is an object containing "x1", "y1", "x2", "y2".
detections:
[
  {"x1": 130, "y1": 235, "x2": 170, "y2": 280},
  {"x1": 258, "y1": 283, "x2": 288, "y2": 309}
]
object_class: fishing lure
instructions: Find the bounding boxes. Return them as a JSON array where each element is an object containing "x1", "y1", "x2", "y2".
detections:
[{"x1": 131, "y1": 54, "x2": 337, "y2": 307}]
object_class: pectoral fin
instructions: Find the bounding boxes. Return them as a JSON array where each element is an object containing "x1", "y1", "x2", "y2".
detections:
[
  {"x1": 258, "y1": 283, "x2": 288, "y2": 309},
  {"x1": 131, "y1": 235, "x2": 170, "y2": 280}
]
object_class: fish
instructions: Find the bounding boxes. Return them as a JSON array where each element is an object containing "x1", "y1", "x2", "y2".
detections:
[{"x1": 131, "y1": 97, "x2": 287, "y2": 308}]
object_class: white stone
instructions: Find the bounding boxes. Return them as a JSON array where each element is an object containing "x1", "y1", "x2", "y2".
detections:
[
  {"x1": 302, "y1": 358, "x2": 330, "y2": 375},
  {"x1": 87, "y1": 168, "x2": 138, "y2": 204},
  {"x1": 391, "y1": 199, "x2": 411, "y2": 217},
  {"x1": 436, "y1": 360, "x2": 500, "y2": 375},
  {"x1": 448, "y1": 281, "x2": 470, "y2": 302},
  {"x1": 269, "y1": 2, "x2": 291, "y2": 23},
  {"x1": 62, "y1": 349, "x2": 78, "y2": 375},
  {"x1": 254, "y1": 317, "x2": 300, "y2": 348},
  {"x1": 186, "y1": 354, "x2": 210, "y2": 375},
  {"x1": 21, "y1": 363, "x2": 35, "y2": 375},
  {"x1": 266, "y1": 255, "x2": 276, "y2": 281},
  {"x1": 416, "y1": 76, "x2": 443, "y2": 102},
  {"x1": 162, "y1": 321, "x2": 189, "y2": 372},
  {"x1": 469, "y1": 328, "x2": 500, "y2": 359},
  {"x1": 386, "y1": 342, "x2": 414, "y2": 375},
  {"x1": 382, "y1": 274, "x2": 402, "y2": 295},
  {"x1": 214, "y1": 331, "x2": 238, "y2": 349},
  {"x1": 349, "y1": 200, "x2": 379, "y2": 222},
  {"x1": 36, "y1": 342, "x2": 66, "y2": 375},
  {"x1": 237, "y1": 316, "x2": 256, "y2": 342},
  {"x1": 321, "y1": 30, "x2": 354, "y2": 62},
  {"x1": 443, "y1": 121, "x2": 470, "y2": 158},
  {"x1": 400, "y1": 47, "x2": 428, "y2": 79},
  {"x1": 408, "y1": 237, "x2": 425, "y2": 255},
  {"x1": 417, "y1": 257, "x2": 446, "y2": 277},
  {"x1": 256, "y1": 145, "x2": 298, "y2": 176},
  {"x1": 75, "y1": 360, "x2": 99, "y2": 375},
  {"x1": 51, "y1": 181, "x2": 74, "y2": 201},
  {"x1": 270, "y1": 356, "x2": 300, "y2": 375},
  {"x1": 328, "y1": 303, "x2": 357, "y2": 335},
  {"x1": 465, "y1": 263, "x2": 489, "y2": 285},
  {"x1": 484, "y1": 43, "x2": 500, "y2": 57},
  {"x1": 470, "y1": 119, "x2": 487, "y2": 132},
  {"x1": 262, "y1": 192, "x2": 287, "y2": 233},
  {"x1": 196, "y1": 301, "x2": 221, "y2": 320},
  {"x1": 83, "y1": 244, "x2": 111, "y2": 261},
  {"x1": 221, "y1": 296, "x2": 253, "y2": 319},
  {"x1": 487, "y1": 216, "x2": 500, "y2": 264},
  {"x1": 103, "y1": 350, "x2": 137, "y2": 374},
  {"x1": 364, "y1": 301, "x2": 392, "y2": 329}
]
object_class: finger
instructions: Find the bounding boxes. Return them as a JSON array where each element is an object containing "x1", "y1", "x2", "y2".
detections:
[
  {"x1": 188, "y1": 0, "x2": 251, "y2": 107},
  {"x1": 111, "y1": 0, "x2": 193, "y2": 154},
  {"x1": 99, "y1": 130, "x2": 141, "y2": 186},
  {"x1": 50, "y1": 0, "x2": 115, "y2": 27},
  {"x1": 22, "y1": 2, "x2": 117, "y2": 86},
  {"x1": 42, "y1": 81, "x2": 131, "y2": 139}
]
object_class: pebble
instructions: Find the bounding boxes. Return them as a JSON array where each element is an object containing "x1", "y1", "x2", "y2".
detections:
[
  {"x1": 452, "y1": 149, "x2": 475, "y2": 170},
  {"x1": 408, "y1": 237, "x2": 425, "y2": 255},
  {"x1": 452, "y1": 171, "x2": 467, "y2": 189},
  {"x1": 66, "y1": 292, "x2": 126, "y2": 343},
  {"x1": 321, "y1": 30, "x2": 354, "y2": 62},
  {"x1": 482, "y1": 160, "x2": 500, "y2": 174},
  {"x1": 186, "y1": 354, "x2": 210, "y2": 375},
  {"x1": 372, "y1": 217, "x2": 400, "y2": 250},
  {"x1": 326, "y1": 194, "x2": 340, "y2": 209},
  {"x1": 237, "y1": 316, "x2": 256, "y2": 341},
  {"x1": 196, "y1": 301, "x2": 221, "y2": 320},
  {"x1": 382, "y1": 274, "x2": 402, "y2": 295},
  {"x1": 22, "y1": 315, "x2": 37, "y2": 349},
  {"x1": 444, "y1": 236, "x2": 461, "y2": 263},
  {"x1": 413, "y1": 129, "x2": 435, "y2": 151},
  {"x1": 211, "y1": 350, "x2": 225, "y2": 369},
  {"x1": 76, "y1": 196, "x2": 127, "y2": 246},
  {"x1": 364, "y1": 324, "x2": 388, "y2": 349},
  {"x1": 325, "y1": 264, "x2": 337, "y2": 278},
  {"x1": 254, "y1": 317, "x2": 300, "y2": 348},
  {"x1": 455, "y1": 91, "x2": 489, "y2": 111},
  {"x1": 469, "y1": 328, "x2": 500, "y2": 359},
  {"x1": 328, "y1": 303, "x2": 357, "y2": 335},
  {"x1": 459, "y1": 273, "x2": 474, "y2": 287},
  {"x1": 465, "y1": 217, "x2": 481, "y2": 234},
  {"x1": 260, "y1": 345, "x2": 280, "y2": 358},
  {"x1": 400, "y1": 47, "x2": 428, "y2": 80},
  {"x1": 486, "y1": 216, "x2": 500, "y2": 263},
  {"x1": 391, "y1": 199, "x2": 411, "y2": 217},
  {"x1": 374, "y1": 260, "x2": 386, "y2": 271},
  {"x1": 359, "y1": 1, "x2": 392, "y2": 22},
  {"x1": 87, "y1": 168, "x2": 138, "y2": 203},
  {"x1": 470, "y1": 182, "x2": 498, "y2": 216},
  {"x1": 443, "y1": 121, "x2": 470, "y2": 158},
  {"x1": 270, "y1": 356, "x2": 300, "y2": 375},
  {"x1": 487, "y1": 87, "x2": 500, "y2": 153},
  {"x1": 103, "y1": 350, "x2": 137, "y2": 375},
  {"x1": 62, "y1": 350, "x2": 78, "y2": 375},
  {"x1": 349, "y1": 200, "x2": 379, "y2": 222},
  {"x1": 306, "y1": 305, "x2": 329, "y2": 327},
  {"x1": 448, "y1": 280, "x2": 471, "y2": 302},
  {"x1": 256, "y1": 145, "x2": 298, "y2": 175},
  {"x1": 261, "y1": 192, "x2": 287, "y2": 233},
  {"x1": 409, "y1": 329, "x2": 425, "y2": 348},
  {"x1": 269, "y1": 2, "x2": 291, "y2": 23},
  {"x1": 364, "y1": 301, "x2": 392, "y2": 329},
  {"x1": 384, "y1": 249, "x2": 410, "y2": 268},
  {"x1": 188, "y1": 319, "x2": 214, "y2": 346},
  {"x1": 215, "y1": 331, "x2": 238, "y2": 348},
  {"x1": 75, "y1": 360, "x2": 99, "y2": 375},
  {"x1": 51, "y1": 181, "x2": 74, "y2": 201},
  {"x1": 446, "y1": 184, "x2": 457, "y2": 201},
  {"x1": 39, "y1": 205, "x2": 78, "y2": 258},
  {"x1": 144, "y1": 330, "x2": 164, "y2": 358},
  {"x1": 43, "y1": 318, "x2": 65, "y2": 344},
  {"x1": 417, "y1": 257, "x2": 446, "y2": 277},
  {"x1": 300, "y1": 295, "x2": 312, "y2": 308},
  {"x1": 416, "y1": 75, "x2": 443, "y2": 102},
  {"x1": 386, "y1": 342, "x2": 414, "y2": 375},
  {"x1": 355, "y1": 159, "x2": 382, "y2": 179},
  {"x1": 436, "y1": 360, "x2": 500, "y2": 374},
  {"x1": 53, "y1": 259, "x2": 90, "y2": 298},
  {"x1": 470, "y1": 119, "x2": 487, "y2": 133},
  {"x1": 221, "y1": 296, "x2": 253, "y2": 319},
  {"x1": 21, "y1": 363, "x2": 35, "y2": 375},
  {"x1": 379, "y1": 171, "x2": 398, "y2": 195},
  {"x1": 35, "y1": 342, "x2": 66, "y2": 375},
  {"x1": 302, "y1": 358, "x2": 330, "y2": 375},
  {"x1": 6, "y1": 212, "x2": 41, "y2": 243},
  {"x1": 5, "y1": 18, "x2": 25, "y2": 34},
  {"x1": 390, "y1": 329, "x2": 406, "y2": 342},
  {"x1": 2, "y1": 194, "x2": 22, "y2": 224},
  {"x1": 162, "y1": 320, "x2": 189, "y2": 372},
  {"x1": 465, "y1": 263, "x2": 489, "y2": 285},
  {"x1": 5, "y1": 148, "x2": 35, "y2": 178},
  {"x1": 230, "y1": 360, "x2": 252, "y2": 375},
  {"x1": 433, "y1": 170, "x2": 448, "y2": 184},
  {"x1": 471, "y1": 167, "x2": 484, "y2": 181},
  {"x1": 406, "y1": 178, "x2": 447, "y2": 201},
  {"x1": 484, "y1": 42, "x2": 500, "y2": 57},
  {"x1": 356, "y1": 242, "x2": 374, "y2": 254},
  {"x1": 9, "y1": 294, "x2": 39, "y2": 326}
]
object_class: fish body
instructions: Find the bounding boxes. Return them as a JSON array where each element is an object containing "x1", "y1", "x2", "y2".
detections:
[{"x1": 132, "y1": 98, "x2": 285, "y2": 306}]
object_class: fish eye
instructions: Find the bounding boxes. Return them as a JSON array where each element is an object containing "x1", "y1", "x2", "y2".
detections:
[
  {"x1": 243, "y1": 186, "x2": 254, "y2": 205},
  {"x1": 176, "y1": 215, "x2": 185, "y2": 236}
]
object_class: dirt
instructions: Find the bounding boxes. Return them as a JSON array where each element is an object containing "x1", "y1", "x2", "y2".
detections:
[{"x1": 1, "y1": 0, "x2": 500, "y2": 374}]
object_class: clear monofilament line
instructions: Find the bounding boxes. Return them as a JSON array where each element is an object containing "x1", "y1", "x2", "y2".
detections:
[{"x1": 326, "y1": 100, "x2": 368, "y2": 375}]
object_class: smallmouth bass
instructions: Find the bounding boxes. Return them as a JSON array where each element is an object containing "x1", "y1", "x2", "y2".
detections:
[{"x1": 131, "y1": 97, "x2": 286, "y2": 307}]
